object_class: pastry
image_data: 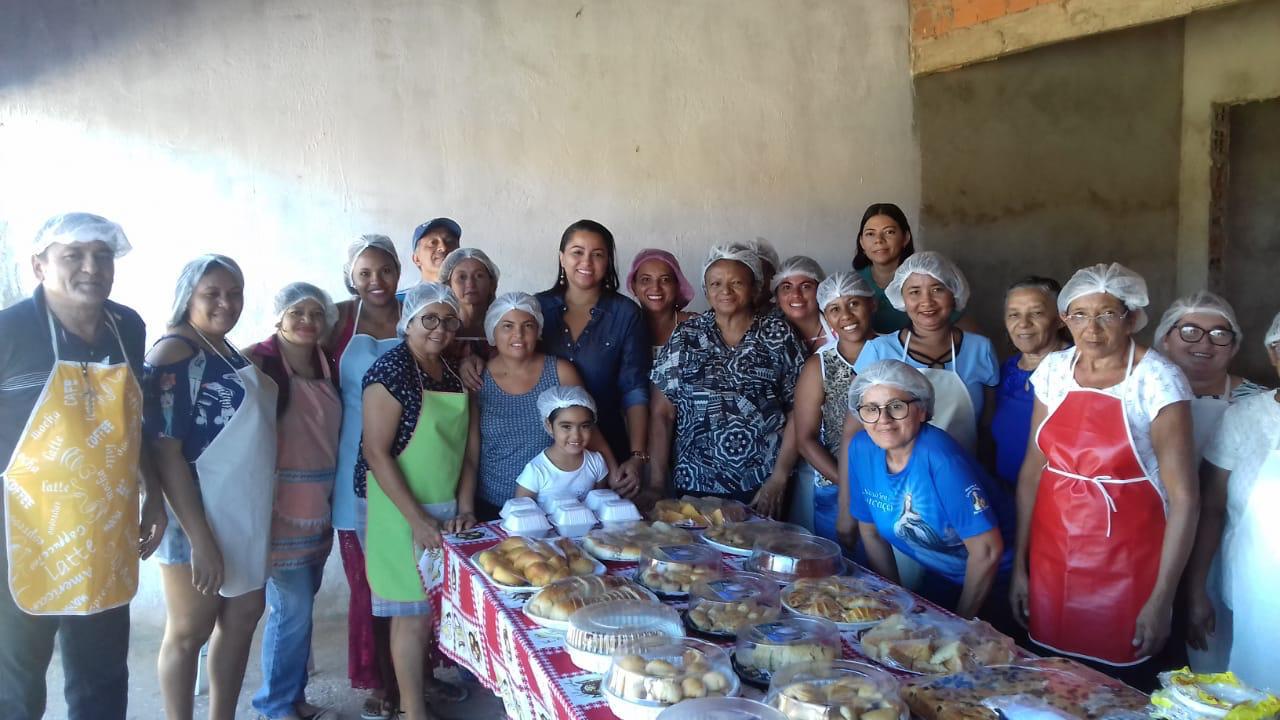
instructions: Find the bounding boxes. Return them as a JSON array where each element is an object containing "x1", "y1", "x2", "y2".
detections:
[
  {"x1": 606, "y1": 644, "x2": 735, "y2": 706},
  {"x1": 775, "y1": 675, "x2": 906, "y2": 720},
  {"x1": 784, "y1": 577, "x2": 907, "y2": 625},
  {"x1": 704, "y1": 520, "x2": 805, "y2": 552},
  {"x1": 472, "y1": 536, "x2": 597, "y2": 588},
  {"x1": 648, "y1": 496, "x2": 748, "y2": 528},
  {"x1": 687, "y1": 598, "x2": 776, "y2": 635},
  {"x1": 581, "y1": 522, "x2": 693, "y2": 561},
  {"x1": 525, "y1": 575, "x2": 656, "y2": 623},
  {"x1": 635, "y1": 544, "x2": 722, "y2": 595},
  {"x1": 903, "y1": 657, "x2": 1149, "y2": 720},
  {"x1": 859, "y1": 614, "x2": 1014, "y2": 675}
]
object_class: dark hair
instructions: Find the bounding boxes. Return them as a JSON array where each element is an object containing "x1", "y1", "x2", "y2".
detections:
[
  {"x1": 1005, "y1": 275, "x2": 1072, "y2": 344},
  {"x1": 548, "y1": 219, "x2": 621, "y2": 294},
  {"x1": 547, "y1": 405, "x2": 597, "y2": 424},
  {"x1": 852, "y1": 203, "x2": 914, "y2": 271}
]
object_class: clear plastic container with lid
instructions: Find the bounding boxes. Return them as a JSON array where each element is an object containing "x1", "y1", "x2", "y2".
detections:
[
  {"x1": 656, "y1": 697, "x2": 788, "y2": 720},
  {"x1": 501, "y1": 508, "x2": 552, "y2": 538},
  {"x1": 581, "y1": 522, "x2": 694, "y2": 561},
  {"x1": 565, "y1": 599, "x2": 684, "y2": 672},
  {"x1": 745, "y1": 535, "x2": 842, "y2": 584},
  {"x1": 686, "y1": 572, "x2": 781, "y2": 637},
  {"x1": 734, "y1": 616, "x2": 842, "y2": 685},
  {"x1": 764, "y1": 660, "x2": 908, "y2": 720},
  {"x1": 702, "y1": 520, "x2": 809, "y2": 556},
  {"x1": 604, "y1": 638, "x2": 739, "y2": 719},
  {"x1": 636, "y1": 543, "x2": 723, "y2": 596}
]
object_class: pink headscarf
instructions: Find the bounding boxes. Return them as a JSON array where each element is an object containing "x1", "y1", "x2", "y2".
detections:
[{"x1": 626, "y1": 248, "x2": 695, "y2": 309}]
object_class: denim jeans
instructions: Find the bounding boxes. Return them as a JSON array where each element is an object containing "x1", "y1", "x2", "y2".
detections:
[
  {"x1": 252, "y1": 562, "x2": 325, "y2": 718},
  {"x1": 0, "y1": 549, "x2": 129, "y2": 720}
]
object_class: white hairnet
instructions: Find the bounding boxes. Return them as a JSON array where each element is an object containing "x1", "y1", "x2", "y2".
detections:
[
  {"x1": 1266, "y1": 311, "x2": 1280, "y2": 349},
  {"x1": 397, "y1": 282, "x2": 461, "y2": 338},
  {"x1": 32, "y1": 212, "x2": 131, "y2": 258},
  {"x1": 170, "y1": 254, "x2": 244, "y2": 327},
  {"x1": 770, "y1": 255, "x2": 826, "y2": 293},
  {"x1": 884, "y1": 251, "x2": 971, "y2": 312},
  {"x1": 816, "y1": 271, "x2": 875, "y2": 311},
  {"x1": 1058, "y1": 262, "x2": 1150, "y2": 332},
  {"x1": 702, "y1": 243, "x2": 763, "y2": 289},
  {"x1": 1154, "y1": 290, "x2": 1242, "y2": 351},
  {"x1": 484, "y1": 291, "x2": 545, "y2": 344},
  {"x1": 848, "y1": 359, "x2": 935, "y2": 419},
  {"x1": 439, "y1": 247, "x2": 500, "y2": 286},
  {"x1": 536, "y1": 385, "x2": 598, "y2": 420},
  {"x1": 273, "y1": 282, "x2": 338, "y2": 330},
  {"x1": 343, "y1": 234, "x2": 401, "y2": 293},
  {"x1": 748, "y1": 237, "x2": 781, "y2": 271}
]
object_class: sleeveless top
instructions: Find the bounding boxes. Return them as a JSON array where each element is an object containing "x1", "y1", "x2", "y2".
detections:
[
  {"x1": 816, "y1": 345, "x2": 857, "y2": 487},
  {"x1": 476, "y1": 355, "x2": 559, "y2": 507}
]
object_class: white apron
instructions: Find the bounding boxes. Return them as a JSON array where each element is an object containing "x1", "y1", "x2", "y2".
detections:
[
  {"x1": 1186, "y1": 376, "x2": 1233, "y2": 673},
  {"x1": 901, "y1": 331, "x2": 978, "y2": 454},
  {"x1": 193, "y1": 332, "x2": 278, "y2": 597},
  {"x1": 1227, "y1": 443, "x2": 1280, "y2": 693}
]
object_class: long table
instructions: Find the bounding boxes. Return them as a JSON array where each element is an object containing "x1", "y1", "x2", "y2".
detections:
[{"x1": 433, "y1": 521, "x2": 1026, "y2": 720}]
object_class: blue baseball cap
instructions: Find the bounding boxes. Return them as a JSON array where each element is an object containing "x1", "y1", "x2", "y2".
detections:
[{"x1": 411, "y1": 217, "x2": 462, "y2": 250}]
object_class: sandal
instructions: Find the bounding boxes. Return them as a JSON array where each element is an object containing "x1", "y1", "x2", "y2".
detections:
[
  {"x1": 361, "y1": 696, "x2": 395, "y2": 720},
  {"x1": 423, "y1": 677, "x2": 470, "y2": 704}
]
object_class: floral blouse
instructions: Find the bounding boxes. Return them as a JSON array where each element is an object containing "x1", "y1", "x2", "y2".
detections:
[{"x1": 652, "y1": 311, "x2": 805, "y2": 496}]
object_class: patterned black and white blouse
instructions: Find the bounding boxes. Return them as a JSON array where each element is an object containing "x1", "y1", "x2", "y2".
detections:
[
  {"x1": 353, "y1": 342, "x2": 464, "y2": 498},
  {"x1": 652, "y1": 310, "x2": 805, "y2": 496}
]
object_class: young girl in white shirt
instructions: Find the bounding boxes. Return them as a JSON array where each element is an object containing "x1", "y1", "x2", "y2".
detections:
[{"x1": 515, "y1": 385, "x2": 609, "y2": 507}]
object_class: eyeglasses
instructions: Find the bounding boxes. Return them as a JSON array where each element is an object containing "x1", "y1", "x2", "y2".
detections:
[
  {"x1": 1174, "y1": 323, "x2": 1236, "y2": 347},
  {"x1": 419, "y1": 314, "x2": 462, "y2": 332},
  {"x1": 855, "y1": 399, "x2": 919, "y2": 423},
  {"x1": 1064, "y1": 310, "x2": 1129, "y2": 328}
]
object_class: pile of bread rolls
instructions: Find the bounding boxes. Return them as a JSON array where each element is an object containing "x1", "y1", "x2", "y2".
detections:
[
  {"x1": 473, "y1": 536, "x2": 598, "y2": 588},
  {"x1": 526, "y1": 575, "x2": 654, "y2": 622}
]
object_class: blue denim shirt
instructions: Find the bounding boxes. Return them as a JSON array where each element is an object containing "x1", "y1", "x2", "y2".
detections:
[{"x1": 536, "y1": 290, "x2": 651, "y2": 459}]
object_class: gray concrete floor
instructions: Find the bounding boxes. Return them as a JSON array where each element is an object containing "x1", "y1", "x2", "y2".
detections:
[{"x1": 42, "y1": 614, "x2": 504, "y2": 719}]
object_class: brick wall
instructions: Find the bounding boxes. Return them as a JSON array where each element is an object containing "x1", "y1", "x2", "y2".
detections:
[{"x1": 911, "y1": 0, "x2": 1056, "y2": 43}]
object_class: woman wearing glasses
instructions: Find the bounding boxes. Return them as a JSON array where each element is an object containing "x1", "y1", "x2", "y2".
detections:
[
  {"x1": 1153, "y1": 291, "x2": 1263, "y2": 673},
  {"x1": 844, "y1": 360, "x2": 1013, "y2": 621},
  {"x1": 1010, "y1": 263, "x2": 1197, "y2": 687},
  {"x1": 1185, "y1": 311, "x2": 1280, "y2": 693},
  {"x1": 354, "y1": 283, "x2": 479, "y2": 720}
]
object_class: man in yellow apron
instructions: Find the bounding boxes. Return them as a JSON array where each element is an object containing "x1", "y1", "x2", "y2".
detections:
[{"x1": 0, "y1": 213, "x2": 166, "y2": 720}]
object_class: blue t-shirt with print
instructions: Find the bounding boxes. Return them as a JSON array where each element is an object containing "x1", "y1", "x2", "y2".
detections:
[{"x1": 848, "y1": 424, "x2": 1013, "y2": 585}]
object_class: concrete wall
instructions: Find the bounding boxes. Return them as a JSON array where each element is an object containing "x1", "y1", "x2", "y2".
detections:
[
  {"x1": 914, "y1": 21, "x2": 1186, "y2": 343},
  {"x1": 0, "y1": 0, "x2": 921, "y2": 625}
]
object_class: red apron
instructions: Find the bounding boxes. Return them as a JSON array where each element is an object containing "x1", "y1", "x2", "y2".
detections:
[{"x1": 1028, "y1": 344, "x2": 1166, "y2": 666}]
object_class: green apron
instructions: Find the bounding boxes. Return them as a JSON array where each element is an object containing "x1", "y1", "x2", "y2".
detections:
[{"x1": 366, "y1": 384, "x2": 469, "y2": 602}]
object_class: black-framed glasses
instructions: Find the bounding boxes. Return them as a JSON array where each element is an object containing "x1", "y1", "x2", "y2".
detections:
[
  {"x1": 1175, "y1": 323, "x2": 1235, "y2": 347},
  {"x1": 420, "y1": 314, "x2": 462, "y2": 332},
  {"x1": 855, "y1": 399, "x2": 919, "y2": 423}
]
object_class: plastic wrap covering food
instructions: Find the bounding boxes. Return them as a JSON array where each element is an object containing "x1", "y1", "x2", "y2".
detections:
[
  {"x1": 1149, "y1": 667, "x2": 1280, "y2": 720},
  {"x1": 581, "y1": 522, "x2": 694, "y2": 561},
  {"x1": 648, "y1": 496, "x2": 749, "y2": 529},
  {"x1": 902, "y1": 657, "x2": 1150, "y2": 720},
  {"x1": 782, "y1": 576, "x2": 913, "y2": 630},
  {"x1": 765, "y1": 659, "x2": 908, "y2": 720},
  {"x1": 702, "y1": 520, "x2": 809, "y2": 556},
  {"x1": 523, "y1": 575, "x2": 659, "y2": 628},
  {"x1": 471, "y1": 536, "x2": 602, "y2": 590},
  {"x1": 636, "y1": 544, "x2": 723, "y2": 596},
  {"x1": 857, "y1": 613, "x2": 1014, "y2": 675}
]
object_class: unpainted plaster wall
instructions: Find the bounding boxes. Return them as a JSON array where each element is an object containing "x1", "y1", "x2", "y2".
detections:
[
  {"x1": 0, "y1": 0, "x2": 921, "y2": 624},
  {"x1": 914, "y1": 21, "x2": 1185, "y2": 343}
]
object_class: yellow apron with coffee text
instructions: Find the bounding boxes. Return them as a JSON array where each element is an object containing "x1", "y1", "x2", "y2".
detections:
[{"x1": 3, "y1": 312, "x2": 141, "y2": 615}]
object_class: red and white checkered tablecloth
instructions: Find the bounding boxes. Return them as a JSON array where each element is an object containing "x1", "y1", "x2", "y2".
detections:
[{"x1": 434, "y1": 521, "x2": 1029, "y2": 720}]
